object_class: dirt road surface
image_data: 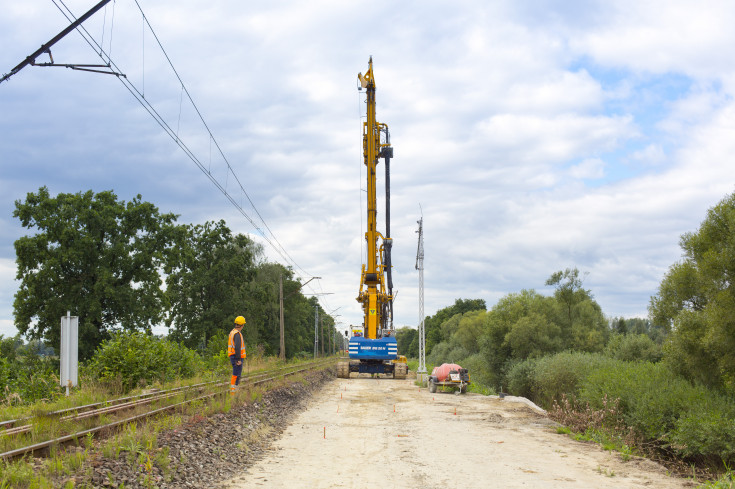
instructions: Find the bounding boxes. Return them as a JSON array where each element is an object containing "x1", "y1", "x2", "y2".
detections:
[{"x1": 222, "y1": 376, "x2": 692, "y2": 489}]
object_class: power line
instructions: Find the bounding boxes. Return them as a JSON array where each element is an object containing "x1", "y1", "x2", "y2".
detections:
[{"x1": 50, "y1": 0, "x2": 319, "y2": 288}]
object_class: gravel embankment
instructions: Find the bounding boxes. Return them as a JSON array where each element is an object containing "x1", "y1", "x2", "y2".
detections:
[{"x1": 87, "y1": 367, "x2": 334, "y2": 488}]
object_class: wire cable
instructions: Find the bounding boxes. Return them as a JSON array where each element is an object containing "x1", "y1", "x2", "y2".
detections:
[{"x1": 50, "y1": 0, "x2": 318, "y2": 288}]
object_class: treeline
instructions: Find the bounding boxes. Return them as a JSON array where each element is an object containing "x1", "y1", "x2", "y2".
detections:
[
  {"x1": 396, "y1": 271, "x2": 665, "y2": 389},
  {"x1": 397, "y1": 189, "x2": 735, "y2": 468},
  {"x1": 11, "y1": 187, "x2": 339, "y2": 360}
]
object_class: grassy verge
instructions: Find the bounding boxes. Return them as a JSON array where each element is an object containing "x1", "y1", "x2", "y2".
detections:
[{"x1": 0, "y1": 357, "x2": 325, "y2": 488}]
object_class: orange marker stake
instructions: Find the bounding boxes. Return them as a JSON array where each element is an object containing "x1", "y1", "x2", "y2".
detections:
[
  {"x1": 341, "y1": 393, "x2": 342, "y2": 399},
  {"x1": 454, "y1": 407, "x2": 457, "y2": 415},
  {"x1": 393, "y1": 404, "x2": 396, "y2": 413}
]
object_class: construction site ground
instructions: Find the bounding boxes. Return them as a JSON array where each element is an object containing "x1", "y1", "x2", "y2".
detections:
[{"x1": 221, "y1": 375, "x2": 694, "y2": 489}]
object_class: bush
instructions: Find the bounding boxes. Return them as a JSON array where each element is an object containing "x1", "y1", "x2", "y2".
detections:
[
  {"x1": 426, "y1": 342, "x2": 452, "y2": 366},
  {"x1": 86, "y1": 332, "x2": 203, "y2": 392},
  {"x1": 201, "y1": 331, "x2": 229, "y2": 371},
  {"x1": 461, "y1": 353, "x2": 496, "y2": 388},
  {"x1": 604, "y1": 334, "x2": 663, "y2": 363},
  {"x1": 504, "y1": 358, "x2": 537, "y2": 398},
  {"x1": 672, "y1": 399, "x2": 735, "y2": 464},
  {"x1": 0, "y1": 338, "x2": 63, "y2": 405},
  {"x1": 580, "y1": 361, "x2": 699, "y2": 439},
  {"x1": 579, "y1": 361, "x2": 735, "y2": 465},
  {"x1": 531, "y1": 352, "x2": 617, "y2": 408}
]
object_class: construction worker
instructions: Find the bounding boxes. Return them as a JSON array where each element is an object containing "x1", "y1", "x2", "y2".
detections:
[{"x1": 228, "y1": 316, "x2": 247, "y2": 396}]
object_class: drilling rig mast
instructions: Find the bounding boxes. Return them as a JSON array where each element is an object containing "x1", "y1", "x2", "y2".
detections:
[{"x1": 337, "y1": 57, "x2": 406, "y2": 379}]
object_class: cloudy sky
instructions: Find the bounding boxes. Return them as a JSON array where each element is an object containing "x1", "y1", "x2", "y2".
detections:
[{"x1": 2, "y1": 0, "x2": 735, "y2": 339}]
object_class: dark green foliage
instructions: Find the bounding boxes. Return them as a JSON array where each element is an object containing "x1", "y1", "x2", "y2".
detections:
[
  {"x1": 428, "y1": 343, "x2": 470, "y2": 366},
  {"x1": 526, "y1": 352, "x2": 617, "y2": 408},
  {"x1": 650, "y1": 191, "x2": 735, "y2": 392},
  {"x1": 671, "y1": 400, "x2": 735, "y2": 464},
  {"x1": 504, "y1": 358, "x2": 538, "y2": 399},
  {"x1": 609, "y1": 317, "x2": 667, "y2": 344},
  {"x1": 504, "y1": 313, "x2": 561, "y2": 359},
  {"x1": 163, "y1": 218, "x2": 333, "y2": 359},
  {"x1": 504, "y1": 351, "x2": 735, "y2": 465},
  {"x1": 604, "y1": 333, "x2": 663, "y2": 363},
  {"x1": 0, "y1": 335, "x2": 63, "y2": 404},
  {"x1": 86, "y1": 332, "x2": 203, "y2": 392},
  {"x1": 165, "y1": 220, "x2": 259, "y2": 349},
  {"x1": 579, "y1": 361, "x2": 735, "y2": 466},
  {"x1": 395, "y1": 327, "x2": 418, "y2": 357},
  {"x1": 460, "y1": 353, "x2": 494, "y2": 388},
  {"x1": 0, "y1": 335, "x2": 22, "y2": 362},
  {"x1": 425, "y1": 270, "x2": 608, "y2": 395},
  {"x1": 581, "y1": 361, "x2": 704, "y2": 440},
  {"x1": 423, "y1": 298, "x2": 486, "y2": 355},
  {"x1": 545, "y1": 268, "x2": 609, "y2": 352},
  {"x1": 13, "y1": 187, "x2": 179, "y2": 360}
]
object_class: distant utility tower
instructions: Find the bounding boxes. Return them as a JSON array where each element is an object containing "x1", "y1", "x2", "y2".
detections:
[{"x1": 415, "y1": 216, "x2": 427, "y2": 376}]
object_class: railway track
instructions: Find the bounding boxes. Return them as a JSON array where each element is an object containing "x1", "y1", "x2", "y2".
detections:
[{"x1": 0, "y1": 358, "x2": 336, "y2": 460}]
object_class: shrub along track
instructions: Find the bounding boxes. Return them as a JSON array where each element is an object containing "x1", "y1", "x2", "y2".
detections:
[{"x1": 0, "y1": 359, "x2": 335, "y2": 462}]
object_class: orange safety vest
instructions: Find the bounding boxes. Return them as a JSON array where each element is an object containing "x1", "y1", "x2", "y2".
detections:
[{"x1": 228, "y1": 329, "x2": 246, "y2": 359}]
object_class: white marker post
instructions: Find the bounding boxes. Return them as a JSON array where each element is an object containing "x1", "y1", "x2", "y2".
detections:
[{"x1": 60, "y1": 311, "x2": 79, "y2": 396}]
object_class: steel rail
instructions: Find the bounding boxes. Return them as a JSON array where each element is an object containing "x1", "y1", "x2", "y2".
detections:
[
  {"x1": 1, "y1": 360, "x2": 330, "y2": 436},
  {"x1": 0, "y1": 380, "x2": 222, "y2": 431},
  {"x1": 0, "y1": 360, "x2": 330, "y2": 431},
  {"x1": 0, "y1": 358, "x2": 336, "y2": 460}
]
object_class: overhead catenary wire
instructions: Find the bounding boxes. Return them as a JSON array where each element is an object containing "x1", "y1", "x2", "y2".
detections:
[
  {"x1": 49, "y1": 0, "x2": 323, "y2": 294},
  {"x1": 128, "y1": 0, "x2": 309, "y2": 278}
]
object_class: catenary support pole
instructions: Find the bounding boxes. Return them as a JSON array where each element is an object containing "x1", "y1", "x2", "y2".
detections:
[
  {"x1": 1, "y1": 0, "x2": 114, "y2": 83},
  {"x1": 279, "y1": 275, "x2": 285, "y2": 360},
  {"x1": 416, "y1": 216, "x2": 427, "y2": 380}
]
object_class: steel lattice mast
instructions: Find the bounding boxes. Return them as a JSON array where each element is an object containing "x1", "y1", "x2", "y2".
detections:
[{"x1": 416, "y1": 216, "x2": 426, "y2": 375}]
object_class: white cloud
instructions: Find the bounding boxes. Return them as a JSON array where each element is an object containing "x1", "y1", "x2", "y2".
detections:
[
  {"x1": 628, "y1": 144, "x2": 665, "y2": 166},
  {"x1": 2, "y1": 0, "x2": 735, "y2": 334},
  {"x1": 569, "y1": 158, "x2": 606, "y2": 179}
]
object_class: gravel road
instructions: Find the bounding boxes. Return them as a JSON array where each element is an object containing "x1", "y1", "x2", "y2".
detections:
[{"x1": 221, "y1": 376, "x2": 693, "y2": 489}]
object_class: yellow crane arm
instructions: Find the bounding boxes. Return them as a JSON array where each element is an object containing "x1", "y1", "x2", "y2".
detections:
[{"x1": 356, "y1": 57, "x2": 393, "y2": 340}]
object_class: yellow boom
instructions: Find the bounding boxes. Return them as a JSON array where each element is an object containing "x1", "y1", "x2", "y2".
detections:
[{"x1": 356, "y1": 57, "x2": 394, "y2": 340}]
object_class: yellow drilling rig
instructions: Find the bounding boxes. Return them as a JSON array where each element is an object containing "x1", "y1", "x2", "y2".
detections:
[{"x1": 337, "y1": 57, "x2": 407, "y2": 379}]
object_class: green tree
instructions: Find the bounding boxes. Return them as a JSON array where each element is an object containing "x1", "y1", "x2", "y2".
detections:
[
  {"x1": 614, "y1": 317, "x2": 627, "y2": 335},
  {"x1": 505, "y1": 313, "x2": 562, "y2": 360},
  {"x1": 424, "y1": 298, "x2": 486, "y2": 354},
  {"x1": 604, "y1": 333, "x2": 663, "y2": 363},
  {"x1": 650, "y1": 191, "x2": 735, "y2": 391},
  {"x1": 395, "y1": 327, "x2": 418, "y2": 357},
  {"x1": 481, "y1": 289, "x2": 558, "y2": 373},
  {"x1": 13, "y1": 187, "x2": 178, "y2": 359},
  {"x1": 450, "y1": 310, "x2": 487, "y2": 354},
  {"x1": 246, "y1": 263, "x2": 320, "y2": 358},
  {"x1": 546, "y1": 268, "x2": 607, "y2": 352},
  {"x1": 164, "y1": 220, "x2": 260, "y2": 349},
  {"x1": 609, "y1": 317, "x2": 667, "y2": 344}
]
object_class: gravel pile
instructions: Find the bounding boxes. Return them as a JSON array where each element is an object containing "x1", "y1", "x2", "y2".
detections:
[{"x1": 87, "y1": 368, "x2": 334, "y2": 488}]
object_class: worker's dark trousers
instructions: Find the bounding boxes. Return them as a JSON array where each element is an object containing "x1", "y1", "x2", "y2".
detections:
[{"x1": 230, "y1": 359, "x2": 243, "y2": 395}]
